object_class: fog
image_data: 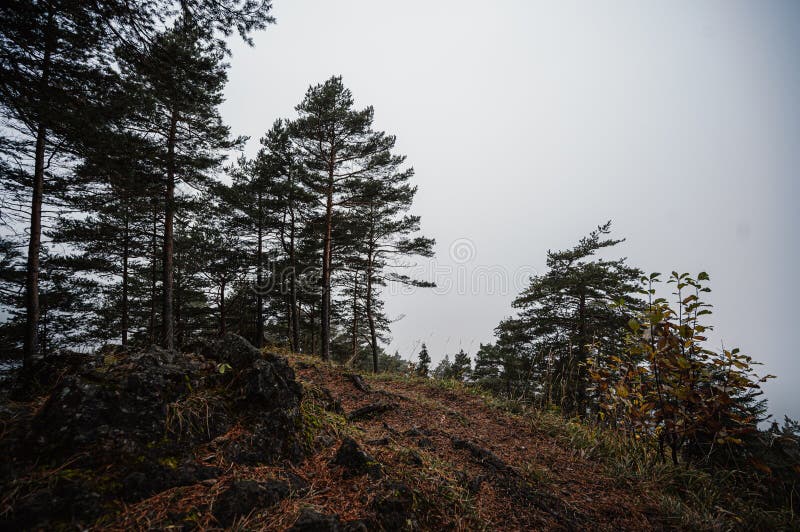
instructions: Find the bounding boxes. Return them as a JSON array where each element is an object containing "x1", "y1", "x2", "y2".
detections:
[{"x1": 221, "y1": 0, "x2": 800, "y2": 419}]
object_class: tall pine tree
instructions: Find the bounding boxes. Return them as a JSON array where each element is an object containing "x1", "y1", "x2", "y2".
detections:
[
  {"x1": 290, "y1": 76, "x2": 399, "y2": 361},
  {"x1": 117, "y1": 21, "x2": 240, "y2": 350},
  {"x1": 0, "y1": 0, "x2": 113, "y2": 367}
]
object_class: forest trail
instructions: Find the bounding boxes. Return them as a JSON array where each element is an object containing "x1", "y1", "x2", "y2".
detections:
[{"x1": 285, "y1": 356, "x2": 667, "y2": 531}]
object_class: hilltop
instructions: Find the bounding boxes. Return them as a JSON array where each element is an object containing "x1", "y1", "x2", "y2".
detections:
[{"x1": 0, "y1": 336, "x2": 790, "y2": 530}]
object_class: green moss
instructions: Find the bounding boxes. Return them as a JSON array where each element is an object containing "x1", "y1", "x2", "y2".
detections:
[
  {"x1": 298, "y1": 385, "x2": 354, "y2": 452},
  {"x1": 52, "y1": 467, "x2": 122, "y2": 495},
  {"x1": 55, "y1": 468, "x2": 89, "y2": 481},
  {"x1": 158, "y1": 456, "x2": 179, "y2": 469}
]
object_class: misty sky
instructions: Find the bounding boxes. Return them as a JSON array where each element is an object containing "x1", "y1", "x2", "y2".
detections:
[{"x1": 221, "y1": 0, "x2": 800, "y2": 420}]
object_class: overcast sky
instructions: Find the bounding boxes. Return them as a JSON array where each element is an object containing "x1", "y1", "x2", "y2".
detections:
[{"x1": 221, "y1": 0, "x2": 800, "y2": 420}]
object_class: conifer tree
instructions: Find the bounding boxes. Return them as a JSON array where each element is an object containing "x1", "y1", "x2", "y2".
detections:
[
  {"x1": 508, "y1": 222, "x2": 642, "y2": 414},
  {"x1": 350, "y1": 163, "x2": 435, "y2": 372},
  {"x1": 1, "y1": 0, "x2": 275, "y2": 363},
  {"x1": 432, "y1": 355, "x2": 453, "y2": 380},
  {"x1": 472, "y1": 338, "x2": 534, "y2": 398},
  {"x1": 0, "y1": 0, "x2": 113, "y2": 367},
  {"x1": 117, "y1": 21, "x2": 241, "y2": 350},
  {"x1": 225, "y1": 155, "x2": 272, "y2": 346},
  {"x1": 251, "y1": 119, "x2": 313, "y2": 349},
  {"x1": 451, "y1": 349, "x2": 472, "y2": 381},
  {"x1": 0, "y1": 236, "x2": 25, "y2": 358},
  {"x1": 192, "y1": 198, "x2": 246, "y2": 337},
  {"x1": 416, "y1": 343, "x2": 431, "y2": 377},
  {"x1": 472, "y1": 342, "x2": 502, "y2": 385},
  {"x1": 289, "y1": 76, "x2": 403, "y2": 361},
  {"x1": 49, "y1": 128, "x2": 158, "y2": 347}
]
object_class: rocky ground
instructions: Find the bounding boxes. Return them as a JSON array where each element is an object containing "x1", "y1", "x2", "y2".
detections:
[{"x1": 0, "y1": 337, "x2": 672, "y2": 530}]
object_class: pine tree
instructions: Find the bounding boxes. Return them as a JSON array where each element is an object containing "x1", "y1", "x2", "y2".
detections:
[
  {"x1": 350, "y1": 160, "x2": 435, "y2": 373},
  {"x1": 192, "y1": 197, "x2": 246, "y2": 337},
  {"x1": 224, "y1": 156, "x2": 271, "y2": 347},
  {"x1": 508, "y1": 221, "x2": 642, "y2": 414},
  {"x1": 451, "y1": 349, "x2": 472, "y2": 381},
  {"x1": 117, "y1": 21, "x2": 241, "y2": 350},
  {"x1": 1, "y1": 0, "x2": 275, "y2": 364},
  {"x1": 0, "y1": 236, "x2": 25, "y2": 358},
  {"x1": 49, "y1": 128, "x2": 158, "y2": 347},
  {"x1": 472, "y1": 343, "x2": 501, "y2": 385},
  {"x1": 0, "y1": 0, "x2": 114, "y2": 367},
  {"x1": 250, "y1": 119, "x2": 313, "y2": 349},
  {"x1": 432, "y1": 355, "x2": 452, "y2": 380},
  {"x1": 289, "y1": 76, "x2": 404, "y2": 361},
  {"x1": 472, "y1": 338, "x2": 534, "y2": 398},
  {"x1": 416, "y1": 343, "x2": 431, "y2": 377}
]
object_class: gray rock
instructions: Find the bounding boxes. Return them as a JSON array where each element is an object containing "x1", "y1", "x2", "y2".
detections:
[
  {"x1": 213, "y1": 479, "x2": 290, "y2": 526},
  {"x1": 330, "y1": 437, "x2": 382, "y2": 479}
]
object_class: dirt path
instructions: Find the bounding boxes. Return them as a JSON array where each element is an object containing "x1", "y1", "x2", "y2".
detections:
[{"x1": 294, "y1": 360, "x2": 663, "y2": 531}]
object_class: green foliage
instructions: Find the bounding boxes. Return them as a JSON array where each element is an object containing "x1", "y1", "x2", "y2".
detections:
[
  {"x1": 495, "y1": 222, "x2": 642, "y2": 413},
  {"x1": 432, "y1": 355, "x2": 452, "y2": 380},
  {"x1": 416, "y1": 343, "x2": 431, "y2": 377},
  {"x1": 451, "y1": 349, "x2": 472, "y2": 381},
  {"x1": 472, "y1": 341, "x2": 534, "y2": 399},
  {"x1": 0, "y1": 0, "x2": 276, "y2": 361},
  {"x1": 589, "y1": 272, "x2": 773, "y2": 466}
]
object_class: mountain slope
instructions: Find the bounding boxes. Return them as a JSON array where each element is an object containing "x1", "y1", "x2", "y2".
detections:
[{"x1": 0, "y1": 343, "x2": 757, "y2": 530}]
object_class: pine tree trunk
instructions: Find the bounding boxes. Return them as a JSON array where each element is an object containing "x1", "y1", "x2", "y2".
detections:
[
  {"x1": 161, "y1": 109, "x2": 178, "y2": 350},
  {"x1": 256, "y1": 192, "x2": 264, "y2": 347},
  {"x1": 285, "y1": 297, "x2": 292, "y2": 345},
  {"x1": 219, "y1": 279, "x2": 226, "y2": 336},
  {"x1": 175, "y1": 259, "x2": 182, "y2": 349},
  {"x1": 320, "y1": 175, "x2": 334, "y2": 361},
  {"x1": 366, "y1": 218, "x2": 379, "y2": 373},
  {"x1": 23, "y1": 11, "x2": 54, "y2": 369},
  {"x1": 23, "y1": 123, "x2": 46, "y2": 368},
  {"x1": 575, "y1": 292, "x2": 587, "y2": 414},
  {"x1": 310, "y1": 302, "x2": 316, "y2": 356},
  {"x1": 149, "y1": 203, "x2": 158, "y2": 344},
  {"x1": 40, "y1": 302, "x2": 48, "y2": 359},
  {"x1": 366, "y1": 261, "x2": 379, "y2": 374},
  {"x1": 350, "y1": 269, "x2": 359, "y2": 365},
  {"x1": 121, "y1": 211, "x2": 129, "y2": 347},
  {"x1": 289, "y1": 205, "x2": 300, "y2": 353}
]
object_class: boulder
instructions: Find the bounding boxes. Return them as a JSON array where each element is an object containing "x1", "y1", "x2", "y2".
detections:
[
  {"x1": 213, "y1": 479, "x2": 290, "y2": 526},
  {"x1": 330, "y1": 437, "x2": 382, "y2": 479},
  {"x1": 4, "y1": 335, "x2": 304, "y2": 529},
  {"x1": 289, "y1": 508, "x2": 341, "y2": 531},
  {"x1": 372, "y1": 482, "x2": 418, "y2": 531},
  {"x1": 206, "y1": 332, "x2": 261, "y2": 369}
]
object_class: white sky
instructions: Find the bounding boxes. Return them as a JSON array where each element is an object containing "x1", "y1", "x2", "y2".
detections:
[{"x1": 221, "y1": 0, "x2": 800, "y2": 420}]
